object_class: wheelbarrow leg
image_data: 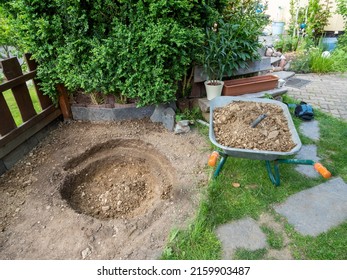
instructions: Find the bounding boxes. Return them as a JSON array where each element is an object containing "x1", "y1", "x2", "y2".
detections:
[
  {"x1": 213, "y1": 153, "x2": 228, "y2": 178},
  {"x1": 265, "y1": 160, "x2": 281, "y2": 186}
]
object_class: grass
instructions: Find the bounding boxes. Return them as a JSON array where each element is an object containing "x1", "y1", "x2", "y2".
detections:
[
  {"x1": 261, "y1": 226, "x2": 284, "y2": 250},
  {"x1": 2, "y1": 84, "x2": 42, "y2": 126},
  {"x1": 161, "y1": 95, "x2": 347, "y2": 260}
]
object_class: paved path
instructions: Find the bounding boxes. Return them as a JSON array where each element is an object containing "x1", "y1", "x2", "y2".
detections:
[{"x1": 286, "y1": 73, "x2": 347, "y2": 121}]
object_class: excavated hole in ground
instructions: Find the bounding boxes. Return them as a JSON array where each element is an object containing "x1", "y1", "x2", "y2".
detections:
[{"x1": 60, "y1": 139, "x2": 174, "y2": 220}]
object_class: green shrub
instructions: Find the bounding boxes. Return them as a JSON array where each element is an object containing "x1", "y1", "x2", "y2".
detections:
[
  {"x1": 274, "y1": 36, "x2": 300, "y2": 52},
  {"x1": 331, "y1": 49, "x2": 347, "y2": 72},
  {"x1": 5, "y1": 0, "x2": 228, "y2": 106},
  {"x1": 290, "y1": 44, "x2": 334, "y2": 74},
  {"x1": 290, "y1": 51, "x2": 311, "y2": 73},
  {"x1": 3, "y1": 0, "x2": 271, "y2": 106},
  {"x1": 309, "y1": 48, "x2": 334, "y2": 73}
]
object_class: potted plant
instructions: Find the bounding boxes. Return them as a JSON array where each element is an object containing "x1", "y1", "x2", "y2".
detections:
[{"x1": 200, "y1": 22, "x2": 228, "y2": 100}]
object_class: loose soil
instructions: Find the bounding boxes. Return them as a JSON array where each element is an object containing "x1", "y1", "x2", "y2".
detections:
[
  {"x1": 213, "y1": 101, "x2": 296, "y2": 152},
  {"x1": 0, "y1": 119, "x2": 209, "y2": 259}
]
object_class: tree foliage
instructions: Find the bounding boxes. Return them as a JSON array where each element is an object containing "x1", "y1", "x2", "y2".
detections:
[
  {"x1": 306, "y1": 0, "x2": 332, "y2": 39},
  {"x1": 336, "y1": 0, "x2": 347, "y2": 50}
]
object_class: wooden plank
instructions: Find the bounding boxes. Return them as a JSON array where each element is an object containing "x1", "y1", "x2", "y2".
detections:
[
  {"x1": 0, "y1": 105, "x2": 61, "y2": 158},
  {"x1": 56, "y1": 84, "x2": 72, "y2": 119},
  {"x1": 0, "y1": 71, "x2": 36, "y2": 92},
  {"x1": 0, "y1": 92, "x2": 17, "y2": 136},
  {"x1": 24, "y1": 53, "x2": 52, "y2": 110},
  {"x1": 0, "y1": 57, "x2": 37, "y2": 122},
  {"x1": 0, "y1": 104, "x2": 57, "y2": 147}
]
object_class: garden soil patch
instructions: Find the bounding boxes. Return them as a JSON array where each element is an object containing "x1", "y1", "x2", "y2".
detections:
[
  {"x1": 213, "y1": 101, "x2": 296, "y2": 152},
  {"x1": 0, "y1": 119, "x2": 209, "y2": 259}
]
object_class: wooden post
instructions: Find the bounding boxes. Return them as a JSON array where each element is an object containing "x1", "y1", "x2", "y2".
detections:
[
  {"x1": 1, "y1": 57, "x2": 37, "y2": 122},
  {"x1": 56, "y1": 84, "x2": 72, "y2": 120},
  {"x1": 24, "y1": 53, "x2": 52, "y2": 110},
  {"x1": 0, "y1": 92, "x2": 17, "y2": 136}
]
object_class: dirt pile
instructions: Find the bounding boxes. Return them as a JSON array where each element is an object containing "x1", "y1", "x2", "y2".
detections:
[{"x1": 213, "y1": 101, "x2": 296, "y2": 152}]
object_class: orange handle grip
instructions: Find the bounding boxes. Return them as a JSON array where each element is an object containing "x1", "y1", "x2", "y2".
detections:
[
  {"x1": 314, "y1": 163, "x2": 331, "y2": 179},
  {"x1": 208, "y1": 151, "x2": 219, "y2": 167}
]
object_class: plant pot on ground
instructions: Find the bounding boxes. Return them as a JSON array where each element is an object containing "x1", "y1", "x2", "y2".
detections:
[
  {"x1": 204, "y1": 80, "x2": 224, "y2": 100},
  {"x1": 200, "y1": 21, "x2": 229, "y2": 100}
]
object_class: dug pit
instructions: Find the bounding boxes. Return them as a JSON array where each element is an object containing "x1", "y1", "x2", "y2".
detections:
[
  {"x1": 0, "y1": 120, "x2": 209, "y2": 259},
  {"x1": 60, "y1": 139, "x2": 174, "y2": 220}
]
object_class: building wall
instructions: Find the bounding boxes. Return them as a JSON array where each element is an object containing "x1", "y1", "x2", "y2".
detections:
[{"x1": 265, "y1": 0, "x2": 345, "y2": 32}]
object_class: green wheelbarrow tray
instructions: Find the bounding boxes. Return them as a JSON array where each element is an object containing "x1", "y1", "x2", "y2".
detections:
[{"x1": 208, "y1": 96, "x2": 325, "y2": 186}]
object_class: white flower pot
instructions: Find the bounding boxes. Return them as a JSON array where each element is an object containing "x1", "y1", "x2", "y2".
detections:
[
  {"x1": 204, "y1": 80, "x2": 224, "y2": 100},
  {"x1": 272, "y1": 21, "x2": 285, "y2": 35}
]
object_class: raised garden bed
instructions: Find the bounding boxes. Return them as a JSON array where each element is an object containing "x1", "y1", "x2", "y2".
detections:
[
  {"x1": 70, "y1": 93, "x2": 155, "y2": 121},
  {"x1": 222, "y1": 75, "x2": 279, "y2": 96}
]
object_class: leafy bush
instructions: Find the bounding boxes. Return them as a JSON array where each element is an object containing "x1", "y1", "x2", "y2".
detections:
[
  {"x1": 337, "y1": 0, "x2": 347, "y2": 51},
  {"x1": 309, "y1": 48, "x2": 334, "y2": 73},
  {"x1": 274, "y1": 36, "x2": 300, "y2": 52},
  {"x1": 290, "y1": 51, "x2": 311, "y2": 73},
  {"x1": 5, "y1": 0, "x2": 227, "y2": 106},
  {"x1": 3, "y1": 0, "x2": 269, "y2": 106},
  {"x1": 290, "y1": 44, "x2": 334, "y2": 73},
  {"x1": 200, "y1": 0, "x2": 269, "y2": 83},
  {"x1": 331, "y1": 49, "x2": 347, "y2": 73},
  {"x1": 0, "y1": 5, "x2": 22, "y2": 59}
]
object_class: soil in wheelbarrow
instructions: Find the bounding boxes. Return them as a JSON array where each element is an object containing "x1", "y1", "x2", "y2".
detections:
[{"x1": 213, "y1": 101, "x2": 296, "y2": 152}]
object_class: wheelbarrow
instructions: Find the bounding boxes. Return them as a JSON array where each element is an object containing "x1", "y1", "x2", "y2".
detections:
[{"x1": 208, "y1": 96, "x2": 331, "y2": 186}]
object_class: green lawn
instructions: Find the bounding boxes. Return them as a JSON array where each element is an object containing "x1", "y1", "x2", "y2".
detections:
[
  {"x1": 2, "y1": 84, "x2": 42, "y2": 126},
  {"x1": 162, "y1": 95, "x2": 347, "y2": 260}
]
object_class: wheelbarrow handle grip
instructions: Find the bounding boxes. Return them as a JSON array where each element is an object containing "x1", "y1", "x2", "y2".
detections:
[
  {"x1": 208, "y1": 151, "x2": 219, "y2": 167},
  {"x1": 314, "y1": 163, "x2": 332, "y2": 179}
]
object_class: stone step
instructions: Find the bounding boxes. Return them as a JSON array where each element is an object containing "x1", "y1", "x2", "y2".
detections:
[
  {"x1": 274, "y1": 177, "x2": 347, "y2": 237},
  {"x1": 269, "y1": 71, "x2": 295, "y2": 81},
  {"x1": 271, "y1": 56, "x2": 282, "y2": 66}
]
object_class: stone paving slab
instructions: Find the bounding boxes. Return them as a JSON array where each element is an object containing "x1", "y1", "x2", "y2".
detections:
[
  {"x1": 270, "y1": 71, "x2": 295, "y2": 81},
  {"x1": 295, "y1": 145, "x2": 320, "y2": 178},
  {"x1": 215, "y1": 217, "x2": 267, "y2": 259},
  {"x1": 274, "y1": 177, "x2": 347, "y2": 236},
  {"x1": 299, "y1": 120, "x2": 320, "y2": 141}
]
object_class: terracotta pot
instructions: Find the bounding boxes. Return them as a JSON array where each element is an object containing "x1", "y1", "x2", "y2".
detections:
[
  {"x1": 204, "y1": 80, "x2": 224, "y2": 100},
  {"x1": 222, "y1": 75, "x2": 278, "y2": 96}
]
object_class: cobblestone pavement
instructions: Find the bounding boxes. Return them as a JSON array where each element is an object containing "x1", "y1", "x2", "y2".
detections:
[{"x1": 286, "y1": 73, "x2": 347, "y2": 121}]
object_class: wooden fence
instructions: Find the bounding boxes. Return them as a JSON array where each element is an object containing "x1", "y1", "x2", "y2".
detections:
[{"x1": 0, "y1": 54, "x2": 70, "y2": 165}]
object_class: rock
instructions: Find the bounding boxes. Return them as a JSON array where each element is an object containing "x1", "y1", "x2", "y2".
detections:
[
  {"x1": 150, "y1": 104, "x2": 167, "y2": 123},
  {"x1": 174, "y1": 120, "x2": 191, "y2": 134},
  {"x1": 102, "y1": 206, "x2": 110, "y2": 212},
  {"x1": 81, "y1": 247, "x2": 91, "y2": 259},
  {"x1": 198, "y1": 98, "x2": 210, "y2": 113},
  {"x1": 265, "y1": 47, "x2": 274, "y2": 57},
  {"x1": 162, "y1": 107, "x2": 175, "y2": 131},
  {"x1": 268, "y1": 130, "x2": 279, "y2": 139},
  {"x1": 150, "y1": 103, "x2": 177, "y2": 123},
  {"x1": 177, "y1": 120, "x2": 190, "y2": 127}
]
